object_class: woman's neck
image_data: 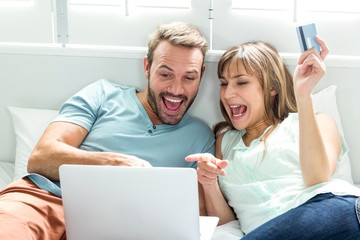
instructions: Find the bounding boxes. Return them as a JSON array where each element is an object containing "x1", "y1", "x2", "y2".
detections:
[{"x1": 243, "y1": 119, "x2": 272, "y2": 146}]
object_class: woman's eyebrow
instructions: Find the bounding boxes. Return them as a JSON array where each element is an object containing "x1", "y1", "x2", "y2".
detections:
[
  {"x1": 231, "y1": 73, "x2": 247, "y2": 78},
  {"x1": 220, "y1": 73, "x2": 247, "y2": 79}
]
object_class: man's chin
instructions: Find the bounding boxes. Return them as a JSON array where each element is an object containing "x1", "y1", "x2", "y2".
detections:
[
  {"x1": 162, "y1": 118, "x2": 181, "y2": 125},
  {"x1": 158, "y1": 105, "x2": 189, "y2": 124},
  {"x1": 160, "y1": 114, "x2": 183, "y2": 125}
]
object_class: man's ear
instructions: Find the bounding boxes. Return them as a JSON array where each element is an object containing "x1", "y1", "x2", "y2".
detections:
[
  {"x1": 144, "y1": 56, "x2": 150, "y2": 80},
  {"x1": 201, "y1": 65, "x2": 206, "y2": 79}
]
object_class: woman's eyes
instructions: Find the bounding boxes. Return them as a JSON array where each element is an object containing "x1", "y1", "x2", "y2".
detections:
[
  {"x1": 237, "y1": 81, "x2": 247, "y2": 86},
  {"x1": 219, "y1": 81, "x2": 247, "y2": 86}
]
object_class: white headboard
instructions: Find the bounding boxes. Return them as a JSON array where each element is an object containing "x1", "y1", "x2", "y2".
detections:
[{"x1": 0, "y1": 49, "x2": 359, "y2": 184}]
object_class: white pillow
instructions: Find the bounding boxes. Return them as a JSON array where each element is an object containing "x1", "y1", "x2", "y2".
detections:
[
  {"x1": 7, "y1": 106, "x2": 58, "y2": 181},
  {"x1": 312, "y1": 85, "x2": 353, "y2": 184}
]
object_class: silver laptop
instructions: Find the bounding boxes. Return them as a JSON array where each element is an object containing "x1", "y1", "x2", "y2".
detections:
[{"x1": 59, "y1": 165, "x2": 219, "y2": 240}]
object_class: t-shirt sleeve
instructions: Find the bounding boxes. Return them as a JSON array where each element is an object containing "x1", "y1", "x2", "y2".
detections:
[{"x1": 53, "y1": 79, "x2": 109, "y2": 131}]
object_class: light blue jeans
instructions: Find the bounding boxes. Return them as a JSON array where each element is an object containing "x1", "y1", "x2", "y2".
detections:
[{"x1": 242, "y1": 193, "x2": 360, "y2": 240}]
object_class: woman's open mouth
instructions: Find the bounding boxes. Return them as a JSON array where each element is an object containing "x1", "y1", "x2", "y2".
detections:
[{"x1": 230, "y1": 104, "x2": 247, "y2": 117}]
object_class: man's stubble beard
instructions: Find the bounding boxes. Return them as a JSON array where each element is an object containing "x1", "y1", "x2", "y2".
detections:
[{"x1": 147, "y1": 75, "x2": 197, "y2": 125}]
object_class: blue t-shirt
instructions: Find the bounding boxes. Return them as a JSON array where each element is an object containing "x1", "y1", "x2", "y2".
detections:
[{"x1": 28, "y1": 79, "x2": 215, "y2": 197}]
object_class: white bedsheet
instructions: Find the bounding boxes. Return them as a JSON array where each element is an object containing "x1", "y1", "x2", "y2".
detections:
[
  {"x1": 0, "y1": 162, "x2": 14, "y2": 190},
  {"x1": 212, "y1": 220, "x2": 244, "y2": 240}
]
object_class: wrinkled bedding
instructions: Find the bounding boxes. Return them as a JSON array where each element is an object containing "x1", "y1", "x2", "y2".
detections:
[
  {"x1": 0, "y1": 162, "x2": 14, "y2": 190},
  {"x1": 212, "y1": 220, "x2": 244, "y2": 239}
]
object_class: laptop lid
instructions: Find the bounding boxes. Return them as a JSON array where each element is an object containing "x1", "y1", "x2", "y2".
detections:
[{"x1": 59, "y1": 165, "x2": 218, "y2": 240}]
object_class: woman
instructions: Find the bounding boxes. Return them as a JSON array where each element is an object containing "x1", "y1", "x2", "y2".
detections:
[{"x1": 186, "y1": 38, "x2": 360, "y2": 239}]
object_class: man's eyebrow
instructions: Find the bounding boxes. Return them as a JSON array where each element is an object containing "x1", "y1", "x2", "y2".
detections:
[
  {"x1": 158, "y1": 65, "x2": 173, "y2": 71},
  {"x1": 158, "y1": 65, "x2": 199, "y2": 74},
  {"x1": 186, "y1": 69, "x2": 200, "y2": 74}
]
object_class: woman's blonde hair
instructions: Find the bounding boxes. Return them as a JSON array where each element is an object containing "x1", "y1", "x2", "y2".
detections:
[{"x1": 214, "y1": 41, "x2": 297, "y2": 135}]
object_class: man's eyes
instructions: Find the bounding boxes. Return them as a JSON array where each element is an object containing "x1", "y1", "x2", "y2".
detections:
[
  {"x1": 160, "y1": 72, "x2": 173, "y2": 78},
  {"x1": 159, "y1": 73, "x2": 197, "y2": 81},
  {"x1": 185, "y1": 76, "x2": 196, "y2": 81}
]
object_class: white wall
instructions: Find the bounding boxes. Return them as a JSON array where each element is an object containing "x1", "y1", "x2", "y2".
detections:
[{"x1": 1, "y1": 0, "x2": 360, "y2": 55}]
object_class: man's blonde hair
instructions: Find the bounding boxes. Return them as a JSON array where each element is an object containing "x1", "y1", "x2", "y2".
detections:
[{"x1": 147, "y1": 22, "x2": 208, "y2": 69}]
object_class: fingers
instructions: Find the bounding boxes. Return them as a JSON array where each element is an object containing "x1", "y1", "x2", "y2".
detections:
[
  {"x1": 315, "y1": 35, "x2": 329, "y2": 60},
  {"x1": 197, "y1": 161, "x2": 220, "y2": 184},
  {"x1": 185, "y1": 153, "x2": 215, "y2": 163},
  {"x1": 299, "y1": 53, "x2": 325, "y2": 76},
  {"x1": 297, "y1": 48, "x2": 318, "y2": 66},
  {"x1": 296, "y1": 36, "x2": 328, "y2": 77},
  {"x1": 298, "y1": 36, "x2": 329, "y2": 65},
  {"x1": 142, "y1": 161, "x2": 153, "y2": 167},
  {"x1": 185, "y1": 153, "x2": 229, "y2": 185},
  {"x1": 197, "y1": 158, "x2": 228, "y2": 176},
  {"x1": 217, "y1": 160, "x2": 229, "y2": 169},
  {"x1": 185, "y1": 153, "x2": 228, "y2": 173}
]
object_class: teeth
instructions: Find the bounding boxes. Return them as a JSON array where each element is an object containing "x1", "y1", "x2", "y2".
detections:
[
  {"x1": 230, "y1": 105, "x2": 241, "y2": 109},
  {"x1": 229, "y1": 104, "x2": 245, "y2": 117},
  {"x1": 164, "y1": 97, "x2": 182, "y2": 103}
]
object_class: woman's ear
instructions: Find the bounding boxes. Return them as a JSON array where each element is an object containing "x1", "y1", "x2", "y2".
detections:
[{"x1": 270, "y1": 89, "x2": 277, "y2": 96}]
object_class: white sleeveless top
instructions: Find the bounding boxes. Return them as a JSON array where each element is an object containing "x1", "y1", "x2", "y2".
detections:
[{"x1": 219, "y1": 113, "x2": 360, "y2": 234}]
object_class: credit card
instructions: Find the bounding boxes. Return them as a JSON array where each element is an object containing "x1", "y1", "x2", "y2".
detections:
[{"x1": 296, "y1": 23, "x2": 320, "y2": 53}]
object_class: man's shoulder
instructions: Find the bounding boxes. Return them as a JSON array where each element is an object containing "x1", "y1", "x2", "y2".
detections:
[
  {"x1": 84, "y1": 79, "x2": 138, "y2": 99},
  {"x1": 94, "y1": 79, "x2": 137, "y2": 91}
]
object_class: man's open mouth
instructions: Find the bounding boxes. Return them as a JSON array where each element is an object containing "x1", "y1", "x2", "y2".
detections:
[{"x1": 163, "y1": 96, "x2": 184, "y2": 112}]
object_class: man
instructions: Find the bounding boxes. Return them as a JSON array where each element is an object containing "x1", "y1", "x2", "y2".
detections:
[{"x1": 0, "y1": 21, "x2": 214, "y2": 239}]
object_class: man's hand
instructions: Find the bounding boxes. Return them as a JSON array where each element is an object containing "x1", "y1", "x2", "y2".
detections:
[{"x1": 93, "y1": 152, "x2": 153, "y2": 167}]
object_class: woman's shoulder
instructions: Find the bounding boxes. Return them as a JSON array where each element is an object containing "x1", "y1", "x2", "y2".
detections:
[
  {"x1": 284, "y1": 112, "x2": 299, "y2": 122},
  {"x1": 278, "y1": 113, "x2": 299, "y2": 130},
  {"x1": 221, "y1": 129, "x2": 245, "y2": 148},
  {"x1": 224, "y1": 128, "x2": 244, "y2": 139},
  {"x1": 270, "y1": 113, "x2": 299, "y2": 140}
]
